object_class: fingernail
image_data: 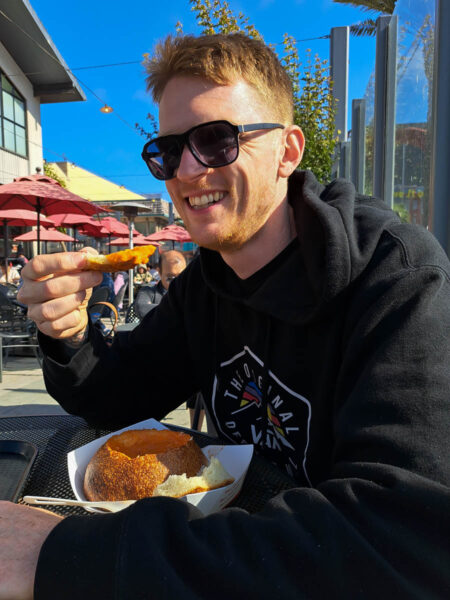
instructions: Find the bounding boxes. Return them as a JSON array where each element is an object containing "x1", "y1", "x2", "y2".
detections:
[{"x1": 72, "y1": 253, "x2": 87, "y2": 267}]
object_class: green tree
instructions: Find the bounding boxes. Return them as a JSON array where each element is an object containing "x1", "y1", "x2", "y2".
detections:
[
  {"x1": 333, "y1": 1, "x2": 397, "y2": 36},
  {"x1": 43, "y1": 161, "x2": 67, "y2": 188},
  {"x1": 142, "y1": 0, "x2": 337, "y2": 182}
]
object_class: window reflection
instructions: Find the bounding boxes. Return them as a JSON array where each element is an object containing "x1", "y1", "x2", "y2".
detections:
[
  {"x1": 394, "y1": 0, "x2": 435, "y2": 228},
  {"x1": 0, "y1": 72, "x2": 27, "y2": 157}
]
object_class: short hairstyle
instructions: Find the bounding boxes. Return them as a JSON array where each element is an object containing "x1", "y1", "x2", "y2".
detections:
[
  {"x1": 145, "y1": 33, "x2": 294, "y2": 124},
  {"x1": 158, "y1": 250, "x2": 187, "y2": 272}
]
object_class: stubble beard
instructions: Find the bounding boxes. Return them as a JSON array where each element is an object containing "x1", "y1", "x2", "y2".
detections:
[{"x1": 195, "y1": 193, "x2": 276, "y2": 253}]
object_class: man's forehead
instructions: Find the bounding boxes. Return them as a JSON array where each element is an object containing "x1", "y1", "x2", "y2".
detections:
[{"x1": 158, "y1": 76, "x2": 266, "y2": 134}]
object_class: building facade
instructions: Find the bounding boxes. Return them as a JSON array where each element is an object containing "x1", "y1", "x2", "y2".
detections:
[{"x1": 0, "y1": 0, "x2": 84, "y2": 184}]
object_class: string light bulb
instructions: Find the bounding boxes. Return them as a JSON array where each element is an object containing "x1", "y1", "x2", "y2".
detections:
[{"x1": 100, "y1": 104, "x2": 113, "y2": 114}]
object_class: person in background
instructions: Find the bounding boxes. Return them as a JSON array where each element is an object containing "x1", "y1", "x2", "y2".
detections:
[
  {"x1": 134, "y1": 263, "x2": 152, "y2": 287},
  {"x1": 0, "y1": 262, "x2": 21, "y2": 285},
  {"x1": 134, "y1": 250, "x2": 187, "y2": 316},
  {"x1": 148, "y1": 264, "x2": 160, "y2": 283},
  {"x1": 95, "y1": 272, "x2": 115, "y2": 303},
  {"x1": 3, "y1": 32, "x2": 449, "y2": 600},
  {"x1": 113, "y1": 270, "x2": 128, "y2": 310},
  {"x1": 13, "y1": 245, "x2": 28, "y2": 269}
]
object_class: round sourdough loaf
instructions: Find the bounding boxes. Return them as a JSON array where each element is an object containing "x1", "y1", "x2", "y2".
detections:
[{"x1": 84, "y1": 428, "x2": 208, "y2": 501}]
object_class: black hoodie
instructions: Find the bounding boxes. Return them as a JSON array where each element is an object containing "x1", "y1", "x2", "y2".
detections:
[{"x1": 36, "y1": 171, "x2": 450, "y2": 599}]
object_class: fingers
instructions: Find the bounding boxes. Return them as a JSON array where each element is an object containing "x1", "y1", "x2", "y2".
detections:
[
  {"x1": 21, "y1": 251, "x2": 88, "y2": 282},
  {"x1": 79, "y1": 246, "x2": 99, "y2": 257},
  {"x1": 18, "y1": 271, "x2": 101, "y2": 306},
  {"x1": 33, "y1": 303, "x2": 89, "y2": 339},
  {"x1": 27, "y1": 290, "x2": 87, "y2": 324},
  {"x1": 17, "y1": 251, "x2": 103, "y2": 341}
]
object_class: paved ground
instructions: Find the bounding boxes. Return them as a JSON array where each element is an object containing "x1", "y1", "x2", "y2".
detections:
[{"x1": 0, "y1": 353, "x2": 200, "y2": 430}]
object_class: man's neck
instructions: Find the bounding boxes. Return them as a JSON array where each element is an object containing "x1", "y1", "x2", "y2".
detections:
[{"x1": 220, "y1": 201, "x2": 296, "y2": 279}]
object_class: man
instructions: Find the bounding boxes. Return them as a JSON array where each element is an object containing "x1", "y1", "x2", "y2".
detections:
[
  {"x1": 1, "y1": 33, "x2": 449, "y2": 599},
  {"x1": 134, "y1": 250, "x2": 187, "y2": 319}
]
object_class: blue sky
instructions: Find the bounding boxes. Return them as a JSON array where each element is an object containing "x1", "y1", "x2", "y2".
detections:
[{"x1": 30, "y1": 0, "x2": 378, "y2": 200}]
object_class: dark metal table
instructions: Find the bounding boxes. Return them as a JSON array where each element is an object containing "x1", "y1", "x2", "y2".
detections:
[{"x1": 0, "y1": 414, "x2": 297, "y2": 516}]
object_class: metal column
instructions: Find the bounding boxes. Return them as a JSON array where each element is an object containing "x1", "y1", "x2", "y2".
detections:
[
  {"x1": 330, "y1": 26, "x2": 349, "y2": 142},
  {"x1": 339, "y1": 142, "x2": 351, "y2": 180},
  {"x1": 373, "y1": 15, "x2": 398, "y2": 207},
  {"x1": 330, "y1": 26, "x2": 349, "y2": 178},
  {"x1": 430, "y1": 0, "x2": 450, "y2": 254},
  {"x1": 351, "y1": 99, "x2": 366, "y2": 194}
]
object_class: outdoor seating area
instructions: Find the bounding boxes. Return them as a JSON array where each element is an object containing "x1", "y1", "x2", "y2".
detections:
[
  {"x1": 0, "y1": 1, "x2": 448, "y2": 598},
  {"x1": 0, "y1": 284, "x2": 41, "y2": 383}
]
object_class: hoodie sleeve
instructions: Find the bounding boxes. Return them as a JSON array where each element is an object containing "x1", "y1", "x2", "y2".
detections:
[
  {"x1": 34, "y1": 226, "x2": 450, "y2": 599},
  {"x1": 39, "y1": 275, "x2": 198, "y2": 428}
]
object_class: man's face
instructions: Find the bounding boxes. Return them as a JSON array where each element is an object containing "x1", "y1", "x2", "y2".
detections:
[
  {"x1": 160, "y1": 259, "x2": 186, "y2": 290},
  {"x1": 159, "y1": 77, "x2": 285, "y2": 252}
]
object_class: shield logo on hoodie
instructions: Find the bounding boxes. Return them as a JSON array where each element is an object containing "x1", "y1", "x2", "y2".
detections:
[{"x1": 211, "y1": 345, "x2": 312, "y2": 485}]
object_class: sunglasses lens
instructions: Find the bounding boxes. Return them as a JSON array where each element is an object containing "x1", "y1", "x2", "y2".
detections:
[
  {"x1": 145, "y1": 138, "x2": 182, "y2": 180},
  {"x1": 190, "y1": 122, "x2": 238, "y2": 167},
  {"x1": 143, "y1": 122, "x2": 239, "y2": 180}
]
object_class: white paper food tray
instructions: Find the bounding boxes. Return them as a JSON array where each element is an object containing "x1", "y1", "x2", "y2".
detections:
[{"x1": 67, "y1": 418, "x2": 253, "y2": 516}]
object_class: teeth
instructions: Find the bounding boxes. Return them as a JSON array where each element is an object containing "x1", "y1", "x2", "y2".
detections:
[{"x1": 188, "y1": 191, "x2": 225, "y2": 207}]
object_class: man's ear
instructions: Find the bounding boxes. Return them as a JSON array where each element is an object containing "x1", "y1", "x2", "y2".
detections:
[{"x1": 278, "y1": 125, "x2": 305, "y2": 178}]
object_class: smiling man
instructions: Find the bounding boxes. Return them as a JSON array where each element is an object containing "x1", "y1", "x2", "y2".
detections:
[{"x1": 1, "y1": 33, "x2": 449, "y2": 600}]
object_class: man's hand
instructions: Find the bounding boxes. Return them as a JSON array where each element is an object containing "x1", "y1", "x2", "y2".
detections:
[
  {"x1": 17, "y1": 249, "x2": 103, "y2": 340},
  {"x1": 0, "y1": 501, "x2": 63, "y2": 600}
]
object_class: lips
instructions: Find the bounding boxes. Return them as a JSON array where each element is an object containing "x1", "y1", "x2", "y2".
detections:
[{"x1": 188, "y1": 191, "x2": 225, "y2": 209}]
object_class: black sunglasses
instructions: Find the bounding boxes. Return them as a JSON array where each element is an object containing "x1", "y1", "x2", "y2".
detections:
[{"x1": 141, "y1": 120, "x2": 285, "y2": 181}]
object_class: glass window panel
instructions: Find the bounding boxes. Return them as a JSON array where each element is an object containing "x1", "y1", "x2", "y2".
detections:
[
  {"x1": 363, "y1": 72, "x2": 375, "y2": 197},
  {"x1": 15, "y1": 125, "x2": 26, "y2": 156},
  {"x1": 393, "y1": 0, "x2": 435, "y2": 229},
  {"x1": 1, "y1": 72, "x2": 27, "y2": 156},
  {"x1": 14, "y1": 98, "x2": 25, "y2": 126},
  {"x1": 2, "y1": 91, "x2": 14, "y2": 121},
  {"x1": 3, "y1": 119, "x2": 15, "y2": 152},
  {"x1": 1, "y1": 74, "x2": 13, "y2": 94}
]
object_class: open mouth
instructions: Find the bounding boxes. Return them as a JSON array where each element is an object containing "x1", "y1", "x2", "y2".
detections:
[{"x1": 187, "y1": 191, "x2": 225, "y2": 210}]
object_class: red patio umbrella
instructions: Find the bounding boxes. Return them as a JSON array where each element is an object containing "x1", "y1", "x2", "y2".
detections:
[
  {"x1": 14, "y1": 227, "x2": 76, "y2": 242},
  {"x1": 50, "y1": 213, "x2": 110, "y2": 243},
  {"x1": 0, "y1": 209, "x2": 55, "y2": 228},
  {"x1": 77, "y1": 220, "x2": 110, "y2": 238},
  {"x1": 50, "y1": 213, "x2": 98, "y2": 228},
  {"x1": 145, "y1": 224, "x2": 192, "y2": 243},
  {"x1": 110, "y1": 234, "x2": 157, "y2": 247},
  {"x1": 0, "y1": 174, "x2": 107, "y2": 250},
  {"x1": 94, "y1": 216, "x2": 130, "y2": 236},
  {"x1": 0, "y1": 209, "x2": 56, "y2": 272},
  {"x1": 89, "y1": 216, "x2": 141, "y2": 251}
]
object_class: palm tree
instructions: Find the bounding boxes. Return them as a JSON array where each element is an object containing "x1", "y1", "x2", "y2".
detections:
[{"x1": 333, "y1": 0, "x2": 397, "y2": 36}]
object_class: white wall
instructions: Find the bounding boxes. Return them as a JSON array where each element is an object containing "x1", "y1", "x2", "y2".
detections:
[{"x1": 0, "y1": 41, "x2": 43, "y2": 184}]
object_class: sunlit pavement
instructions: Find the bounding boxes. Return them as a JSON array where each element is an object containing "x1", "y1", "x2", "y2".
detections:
[{"x1": 0, "y1": 354, "x2": 197, "y2": 430}]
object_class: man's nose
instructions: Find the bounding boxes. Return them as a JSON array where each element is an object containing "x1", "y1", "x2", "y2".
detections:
[{"x1": 175, "y1": 145, "x2": 209, "y2": 181}]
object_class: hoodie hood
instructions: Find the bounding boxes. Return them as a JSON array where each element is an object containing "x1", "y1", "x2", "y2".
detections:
[{"x1": 200, "y1": 170, "x2": 400, "y2": 324}]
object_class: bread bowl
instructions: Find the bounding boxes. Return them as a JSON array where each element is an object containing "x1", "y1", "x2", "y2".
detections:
[{"x1": 83, "y1": 428, "x2": 233, "y2": 501}]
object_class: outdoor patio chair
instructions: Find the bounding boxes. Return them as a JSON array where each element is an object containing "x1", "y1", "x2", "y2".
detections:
[{"x1": 0, "y1": 312, "x2": 42, "y2": 383}]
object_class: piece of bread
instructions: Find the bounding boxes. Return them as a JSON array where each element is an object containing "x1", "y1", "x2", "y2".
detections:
[
  {"x1": 82, "y1": 245, "x2": 156, "y2": 272},
  {"x1": 84, "y1": 429, "x2": 221, "y2": 502},
  {"x1": 154, "y1": 456, "x2": 234, "y2": 497}
]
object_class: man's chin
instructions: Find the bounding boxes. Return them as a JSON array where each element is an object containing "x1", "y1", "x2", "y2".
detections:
[{"x1": 193, "y1": 235, "x2": 246, "y2": 254}]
